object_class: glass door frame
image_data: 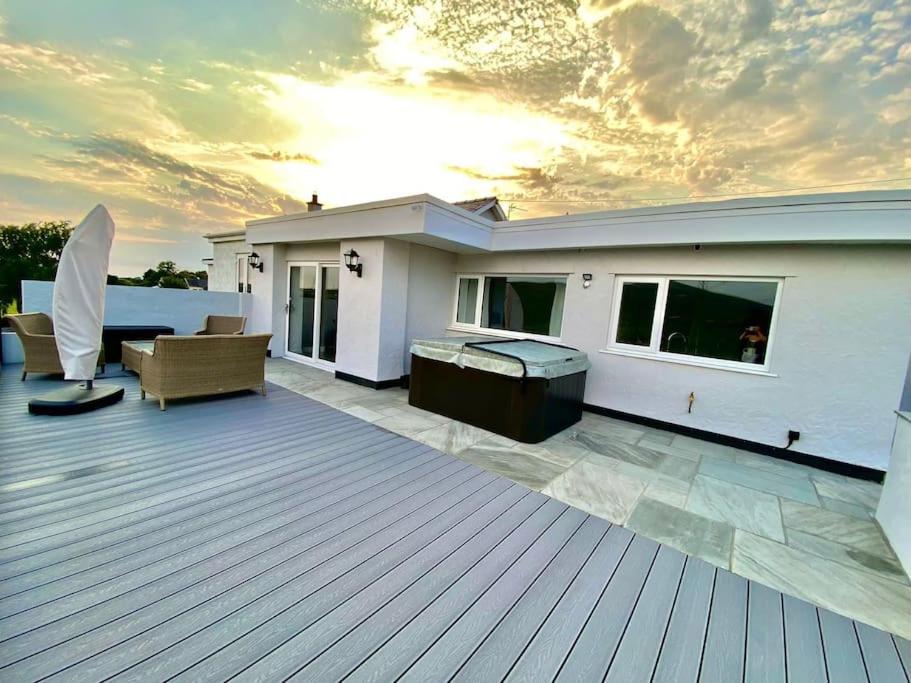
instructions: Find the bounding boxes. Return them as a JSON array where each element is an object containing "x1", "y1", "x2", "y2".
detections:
[{"x1": 284, "y1": 260, "x2": 339, "y2": 370}]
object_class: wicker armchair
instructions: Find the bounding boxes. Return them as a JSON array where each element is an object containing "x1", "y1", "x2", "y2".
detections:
[
  {"x1": 194, "y1": 315, "x2": 246, "y2": 336},
  {"x1": 4, "y1": 312, "x2": 105, "y2": 380},
  {"x1": 139, "y1": 333, "x2": 271, "y2": 410}
]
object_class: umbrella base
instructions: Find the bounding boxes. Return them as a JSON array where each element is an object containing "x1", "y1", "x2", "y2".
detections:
[{"x1": 28, "y1": 384, "x2": 125, "y2": 415}]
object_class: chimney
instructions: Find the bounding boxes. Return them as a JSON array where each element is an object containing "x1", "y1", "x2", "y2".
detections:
[{"x1": 307, "y1": 193, "x2": 323, "y2": 212}]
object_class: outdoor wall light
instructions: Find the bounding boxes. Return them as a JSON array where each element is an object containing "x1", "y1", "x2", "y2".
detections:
[
  {"x1": 344, "y1": 249, "x2": 363, "y2": 278},
  {"x1": 247, "y1": 252, "x2": 263, "y2": 272},
  {"x1": 582, "y1": 273, "x2": 593, "y2": 289}
]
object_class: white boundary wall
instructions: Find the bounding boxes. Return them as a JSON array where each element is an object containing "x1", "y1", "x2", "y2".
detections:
[{"x1": 21, "y1": 280, "x2": 250, "y2": 335}]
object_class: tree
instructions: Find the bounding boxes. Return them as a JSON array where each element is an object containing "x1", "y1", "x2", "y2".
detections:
[
  {"x1": 159, "y1": 274, "x2": 188, "y2": 289},
  {"x1": 141, "y1": 268, "x2": 162, "y2": 287},
  {"x1": 140, "y1": 261, "x2": 181, "y2": 287},
  {"x1": 0, "y1": 221, "x2": 72, "y2": 312},
  {"x1": 156, "y1": 261, "x2": 177, "y2": 275}
]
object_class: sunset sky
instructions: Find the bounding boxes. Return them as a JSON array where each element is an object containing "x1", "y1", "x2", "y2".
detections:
[{"x1": 1, "y1": 0, "x2": 909, "y2": 274}]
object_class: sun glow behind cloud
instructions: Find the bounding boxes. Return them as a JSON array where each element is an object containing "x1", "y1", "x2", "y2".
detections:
[{"x1": 255, "y1": 70, "x2": 572, "y2": 204}]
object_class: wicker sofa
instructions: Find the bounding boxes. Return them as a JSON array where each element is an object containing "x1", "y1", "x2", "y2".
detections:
[
  {"x1": 194, "y1": 315, "x2": 246, "y2": 336},
  {"x1": 4, "y1": 312, "x2": 105, "y2": 380},
  {"x1": 138, "y1": 333, "x2": 271, "y2": 410}
]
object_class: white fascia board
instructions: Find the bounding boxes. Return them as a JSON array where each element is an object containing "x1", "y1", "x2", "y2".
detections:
[
  {"x1": 423, "y1": 203, "x2": 493, "y2": 251},
  {"x1": 491, "y1": 191, "x2": 911, "y2": 251},
  {"x1": 244, "y1": 194, "x2": 494, "y2": 249},
  {"x1": 203, "y1": 230, "x2": 247, "y2": 243},
  {"x1": 245, "y1": 201, "x2": 427, "y2": 245},
  {"x1": 246, "y1": 193, "x2": 434, "y2": 227}
]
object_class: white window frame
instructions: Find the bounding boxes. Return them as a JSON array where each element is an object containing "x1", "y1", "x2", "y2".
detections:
[
  {"x1": 449, "y1": 273, "x2": 568, "y2": 342},
  {"x1": 605, "y1": 275, "x2": 784, "y2": 374}
]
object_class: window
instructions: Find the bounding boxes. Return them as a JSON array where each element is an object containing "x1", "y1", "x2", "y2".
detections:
[
  {"x1": 615, "y1": 281, "x2": 659, "y2": 346},
  {"x1": 456, "y1": 277, "x2": 479, "y2": 324},
  {"x1": 453, "y1": 274, "x2": 567, "y2": 338},
  {"x1": 609, "y1": 276, "x2": 781, "y2": 370}
]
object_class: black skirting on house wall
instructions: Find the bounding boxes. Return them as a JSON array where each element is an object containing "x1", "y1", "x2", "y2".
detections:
[
  {"x1": 334, "y1": 369, "x2": 883, "y2": 482},
  {"x1": 583, "y1": 403, "x2": 885, "y2": 483},
  {"x1": 334, "y1": 370, "x2": 403, "y2": 390}
]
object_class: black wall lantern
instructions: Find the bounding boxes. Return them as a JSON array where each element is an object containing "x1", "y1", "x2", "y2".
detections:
[
  {"x1": 343, "y1": 249, "x2": 363, "y2": 278},
  {"x1": 247, "y1": 252, "x2": 263, "y2": 272}
]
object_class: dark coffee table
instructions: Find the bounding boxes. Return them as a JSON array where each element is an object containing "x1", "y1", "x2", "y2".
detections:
[{"x1": 102, "y1": 325, "x2": 174, "y2": 363}]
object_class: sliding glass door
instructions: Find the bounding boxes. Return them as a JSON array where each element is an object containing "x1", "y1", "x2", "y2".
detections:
[
  {"x1": 286, "y1": 263, "x2": 339, "y2": 366},
  {"x1": 317, "y1": 265, "x2": 338, "y2": 363}
]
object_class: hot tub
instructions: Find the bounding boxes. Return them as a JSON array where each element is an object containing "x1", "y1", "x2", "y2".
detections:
[{"x1": 408, "y1": 336, "x2": 590, "y2": 443}]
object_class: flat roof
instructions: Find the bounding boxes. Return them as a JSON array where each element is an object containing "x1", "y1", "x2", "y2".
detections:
[
  {"x1": 209, "y1": 190, "x2": 911, "y2": 249},
  {"x1": 498, "y1": 189, "x2": 911, "y2": 227}
]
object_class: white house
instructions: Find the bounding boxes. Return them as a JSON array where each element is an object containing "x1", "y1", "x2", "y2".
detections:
[{"x1": 204, "y1": 190, "x2": 911, "y2": 475}]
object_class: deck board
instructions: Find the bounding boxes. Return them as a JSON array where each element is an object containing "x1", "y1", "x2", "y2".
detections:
[
  {"x1": 746, "y1": 582, "x2": 787, "y2": 683},
  {"x1": 819, "y1": 609, "x2": 870, "y2": 683},
  {"x1": 554, "y1": 533, "x2": 660, "y2": 680},
  {"x1": 0, "y1": 369, "x2": 906, "y2": 682},
  {"x1": 409, "y1": 516, "x2": 607, "y2": 682},
  {"x1": 856, "y1": 623, "x2": 908, "y2": 683},
  {"x1": 603, "y1": 545, "x2": 687, "y2": 682},
  {"x1": 655, "y1": 557, "x2": 716, "y2": 682},
  {"x1": 700, "y1": 569, "x2": 749, "y2": 682}
]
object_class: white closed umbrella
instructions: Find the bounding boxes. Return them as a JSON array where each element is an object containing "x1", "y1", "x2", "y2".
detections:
[
  {"x1": 28, "y1": 204, "x2": 124, "y2": 414},
  {"x1": 53, "y1": 204, "x2": 115, "y2": 380}
]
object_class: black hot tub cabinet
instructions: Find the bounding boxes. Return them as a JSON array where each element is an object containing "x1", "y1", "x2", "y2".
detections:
[{"x1": 408, "y1": 337, "x2": 591, "y2": 444}]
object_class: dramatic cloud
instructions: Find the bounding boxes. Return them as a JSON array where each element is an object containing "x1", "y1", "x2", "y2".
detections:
[
  {"x1": 740, "y1": 0, "x2": 774, "y2": 43},
  {"x1": 1, "y1": 0, "x2": 908, "y2": 273},
  {"x1": 247, "y1": 149, "x2": 319, "y2": 164},
  {"x1": 56, "y1": 134, "x2": 310, "y2": 219},
  {"x1": 0, "y1": 39, "x2": 110, "y2": 84},
  {"x1": 448, "y1": 165, "x2": 561, "y2": 193}
]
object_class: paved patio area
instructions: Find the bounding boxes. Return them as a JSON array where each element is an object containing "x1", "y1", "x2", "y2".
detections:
[
  {"x1": 1, "y1": 366, "x2": 909, "y2": 682},
  {"x1": 265, "y1": 358, "x2": 911, "y2": 640}
]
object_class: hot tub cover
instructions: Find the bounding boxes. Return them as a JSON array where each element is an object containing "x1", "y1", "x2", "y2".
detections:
[{"x1": 410, "y1": 336, "x2": 591, "y2": 379}]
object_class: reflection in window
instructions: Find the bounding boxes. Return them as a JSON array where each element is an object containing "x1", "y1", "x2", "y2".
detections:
[
  {"x1": 611, "y1": 277, "x2": 780, "y2": 367},
  {"x1": 480, "y1": 276, "x2": 566, "y2": 337},
  {"x1": 318, "y1": 266, "x2": 339, "y2": 363},
  {"x1": 660, "y1": 280, "x2": 777, "y2": 364},
  {"x1": 615, "y1": 282, "x2": 659, "y2": 346},
  {"x1": 456, "y1": 278, "x2": 479, "y2": 324}
]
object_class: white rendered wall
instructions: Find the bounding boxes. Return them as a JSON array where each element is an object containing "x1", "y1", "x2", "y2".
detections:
[
  {"x1": 877, "y1": 414, "x2": 911, "y2": 574},
  {"x1": 453, "y1": 245, "x2": 911, "y2": 470},
  {"x1": 245, "y1": 243, "x2": 287, "y2": 355},
  {"x1": 22, "y1": 280, "x2": 248, "y2": 336},
  {"x1": 377, "y1": 239, "x2": 411, "y2": 380},
  {"x1": 404, "y1": 245, "x2": 457, "y2": 373},
  {"x1": 1, "y1": 331, "x2": 25, "y2": 364},
  {"x1": 335, "y1": 238, "x2": 411, "y2": 382},
  {"x1": 209, "y1": 240, "x2": 248, "y2": 292}
]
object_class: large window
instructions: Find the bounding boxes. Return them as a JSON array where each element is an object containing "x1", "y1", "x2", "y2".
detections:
[
  {"x1": 453, "y1": 274, "x2": 567, "y2": 338},
  {"x1": 609, "y1": 276, "x2": 781, "y2": 370}
]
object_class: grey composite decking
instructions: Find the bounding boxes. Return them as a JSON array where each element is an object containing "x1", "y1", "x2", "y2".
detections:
[{"x1": 0, "y1": 369, "x2": 908, "y2": 682}]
